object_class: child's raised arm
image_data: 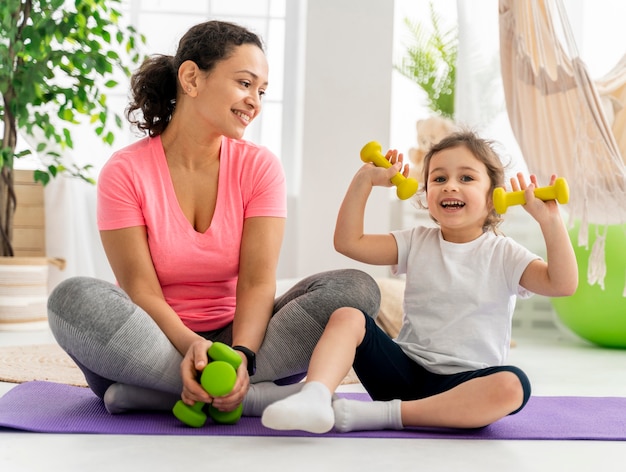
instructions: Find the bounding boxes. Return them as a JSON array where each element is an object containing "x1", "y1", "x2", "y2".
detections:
[
  {"x1": 334, "y1": 150, "x2": 408, "y2": 266},
  {"x1": 513, "y1": 173, "x2": 578, "y2": 297}
]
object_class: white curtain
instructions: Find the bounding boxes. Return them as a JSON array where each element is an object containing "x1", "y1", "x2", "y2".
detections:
[
  {"x1": 455, "y1": 0, "x2": 528, "y2": 180},
  {"x1": 44, "y1": 177, "x2": 115, "y2": 291},
  {"x1": 17, "y1": 130, "x2": 115, "y2": 292}
]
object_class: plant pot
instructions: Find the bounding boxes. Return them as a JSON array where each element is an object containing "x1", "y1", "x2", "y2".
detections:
[
  {"x1": 0, "y1": 256, "x2": 65, "y2": 327},
  {"x1": 14, "y1": 169, "x2": 46, "y2": 257}
]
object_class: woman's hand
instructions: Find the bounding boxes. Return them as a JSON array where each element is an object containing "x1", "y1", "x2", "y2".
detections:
[
  {"x1": 210, "y1": 358, "x2": 250, "y2": 412},
  {"x1": 179, "y1": 339, "x2": 250, "y2": 411},
  {"x1": 180, "y1": 338, "x2": 214, "y2": 405}
]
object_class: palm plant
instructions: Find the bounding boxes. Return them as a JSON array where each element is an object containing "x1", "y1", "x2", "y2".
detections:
[
  {"x1": 395, "y1": 2, "x2": 458, "y2": 119},
  {"x1": 0, "y1": 0, "x2": 145, "y2": 256}
]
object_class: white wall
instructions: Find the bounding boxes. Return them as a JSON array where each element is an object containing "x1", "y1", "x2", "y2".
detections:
[
  {"x1": 390, "y1": 0, "x2": 458, "y2": 157},
  {"x1": 287, "y1": 0, "x2": 395, "y2": 278}
]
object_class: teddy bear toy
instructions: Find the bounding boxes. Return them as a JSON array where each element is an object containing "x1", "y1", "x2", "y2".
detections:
[{"x1": 408, "y1": 115, "x2": 457, "y2": 183}]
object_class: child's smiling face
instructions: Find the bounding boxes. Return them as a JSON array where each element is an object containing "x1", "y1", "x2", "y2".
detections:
[{"x1": 426, "y1": 145, "x2": 493, "y2": 242}]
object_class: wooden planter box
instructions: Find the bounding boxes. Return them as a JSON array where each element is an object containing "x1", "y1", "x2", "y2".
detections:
[
  {"x1": 0, "y1": 171, "x2": 56, "y2": 325},
  {"x1": 13, "y1": 169, "x2": 46, "y2": 257}
]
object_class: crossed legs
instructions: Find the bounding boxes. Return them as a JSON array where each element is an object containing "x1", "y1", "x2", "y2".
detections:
[
  {"x1": 262, "y1": 307, "x2": 529, "y2": 433},
  {"x1": 47, "y1": 270, "x2": 381, "y2": 415}
]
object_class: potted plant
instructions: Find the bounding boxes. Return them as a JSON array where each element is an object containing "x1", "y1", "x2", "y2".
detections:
[
  {"x1": 0, "y1": 0, "x2": 145, "y2": 324},
  {"x1": 394, "y1": 2, "x2": 458, "y2": 187},
  {"x1": 394, "y1": 1, "x2": 458, "y2": 120}
]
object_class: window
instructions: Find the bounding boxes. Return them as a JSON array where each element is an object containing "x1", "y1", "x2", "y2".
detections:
[{"x1": 114, "y1": 0, "x2": 302, "y2": 193}]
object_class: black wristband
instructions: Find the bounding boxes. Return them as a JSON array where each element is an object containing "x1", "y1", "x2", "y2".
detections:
[{"x1": 232, "y1": 345, "x2": 256, "y2": 376}]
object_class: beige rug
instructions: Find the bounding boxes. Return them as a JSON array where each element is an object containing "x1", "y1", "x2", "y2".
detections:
[
  {"x1": 0, "y1": 344, "x2": 88, "y2": 387},
  {"x1": 0, "y1": 344, "x2": 359, "y2": 387}
]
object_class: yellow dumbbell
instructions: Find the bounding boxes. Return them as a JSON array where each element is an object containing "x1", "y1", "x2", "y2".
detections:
[
  {"x1": 360, "y1": 141, "x2": 418, "y2": 200},
  {"x1": 493, "y1": 177, "x2": 569, "y2": 214}
]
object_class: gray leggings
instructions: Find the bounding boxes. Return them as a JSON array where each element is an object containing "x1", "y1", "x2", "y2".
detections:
[{"x1": 47, "y1": 269, "x2": 380, "y2": 399}]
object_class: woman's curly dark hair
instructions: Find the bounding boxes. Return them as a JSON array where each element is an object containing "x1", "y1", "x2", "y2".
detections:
[{"x1": 126, "y1": 21, "x2": 264, "y2": 136}]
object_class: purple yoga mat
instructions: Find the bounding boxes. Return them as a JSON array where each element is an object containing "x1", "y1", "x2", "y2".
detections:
[{"x1": 1, "y1": 381, "x2": 625, "y2": 440}]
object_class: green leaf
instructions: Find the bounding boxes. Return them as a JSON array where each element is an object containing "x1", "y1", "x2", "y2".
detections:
[
  {"x1": 61, "y1": 108, "x2": 75, "y2": 122},
  {"x1": 63, "y1": 128, "x2": 74, "y2": 148},
  {"x1": 394, "y1": 1, "x2": 457, "y2": 118},
  {"x1": 15, "y1": 149, "x2": 32, "y2": 158},
  {"x1": 33, "y1": 170, "x2": 51, "y2": 186}
]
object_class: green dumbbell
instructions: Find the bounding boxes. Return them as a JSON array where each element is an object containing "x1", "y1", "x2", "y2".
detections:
[{"x1": 172, "y1": 342, "x2": 243, "y2": 427}]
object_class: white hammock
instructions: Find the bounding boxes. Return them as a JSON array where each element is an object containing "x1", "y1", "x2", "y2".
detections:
[{"x1": 499, "y1": 0, "x2": 626, "y2": 290}]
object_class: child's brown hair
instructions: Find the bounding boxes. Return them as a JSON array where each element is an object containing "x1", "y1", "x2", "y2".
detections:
[{"x1": 419, "y1": 129, "x2": 505, "y2": 233}]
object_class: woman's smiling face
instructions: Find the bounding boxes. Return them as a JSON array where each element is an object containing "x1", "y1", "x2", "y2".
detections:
[
  {"x1": 195, "y1": 43, "x2": 269, "y2": 140},
  {"x1": 426, "y1": 145, "x2": 493, "y2": 242}
]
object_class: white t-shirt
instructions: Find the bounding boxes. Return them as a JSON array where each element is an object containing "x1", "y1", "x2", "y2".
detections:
[{"x1": 391, "y1": 226, "x2": 540, "y2": 374}]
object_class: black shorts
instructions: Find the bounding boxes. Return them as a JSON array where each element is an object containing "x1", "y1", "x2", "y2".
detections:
[{"x1": 353, "y1": 314, "x2": 532, "y2": 415}]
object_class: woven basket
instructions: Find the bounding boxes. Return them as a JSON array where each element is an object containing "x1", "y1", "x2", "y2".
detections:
[{"x1": 0, "y1": 257, "x2": 65, "y2": 325}]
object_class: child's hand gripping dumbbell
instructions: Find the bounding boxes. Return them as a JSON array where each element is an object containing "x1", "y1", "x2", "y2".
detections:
[
  {"x1": 493, "y1": 177, "x2": 569, "y2": 214},
  {"x1": 360, "y1": 141, "x2": 418, "y2": 200},
  {"x1": 172, "y1": 342, "x2": 243, "y2": 427}
]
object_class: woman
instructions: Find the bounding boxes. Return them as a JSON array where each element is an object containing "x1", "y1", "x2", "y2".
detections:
[{"x1": 47, "y1": 20, "x2": 380, "y2": 416}]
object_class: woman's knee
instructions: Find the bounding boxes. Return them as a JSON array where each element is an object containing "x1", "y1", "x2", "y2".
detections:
[
  {"x1": 48, "y1": 277, "x2": 96, "y2": 317},
  {"x1": 327, "y1": 269, "x2": 381, "y2": 316},
  {"x1": 47, "y1": 276, "x2": 127, "y2": 328}
]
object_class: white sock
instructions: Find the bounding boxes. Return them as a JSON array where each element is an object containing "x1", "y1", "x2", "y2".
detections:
[
  {"x1": 242, "y1": 381, "x2": 305, "y2": 417},
  {"x1": 261, "y1": 381, "x2": 334, "y2": 434},
  {"x1": 103, "y1": 383, "x2": 179, "y2": 415},
  {"x1": 332, "y1": 398, "x2": 403, "y2": 432}
]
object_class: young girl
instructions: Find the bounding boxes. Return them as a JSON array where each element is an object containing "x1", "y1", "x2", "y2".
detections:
[{"x1": 260, "y1": 130, "x2": 578, "y2": 433}]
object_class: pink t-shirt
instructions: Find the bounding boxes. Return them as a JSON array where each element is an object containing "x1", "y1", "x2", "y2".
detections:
[{"x1": 97, "y1": 136, "x2": 286, "y2": 332}]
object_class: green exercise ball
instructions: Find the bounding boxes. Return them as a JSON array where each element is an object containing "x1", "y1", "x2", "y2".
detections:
[{"x1": 551, "y1": 221, "x2": 626, "y2": 348}]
